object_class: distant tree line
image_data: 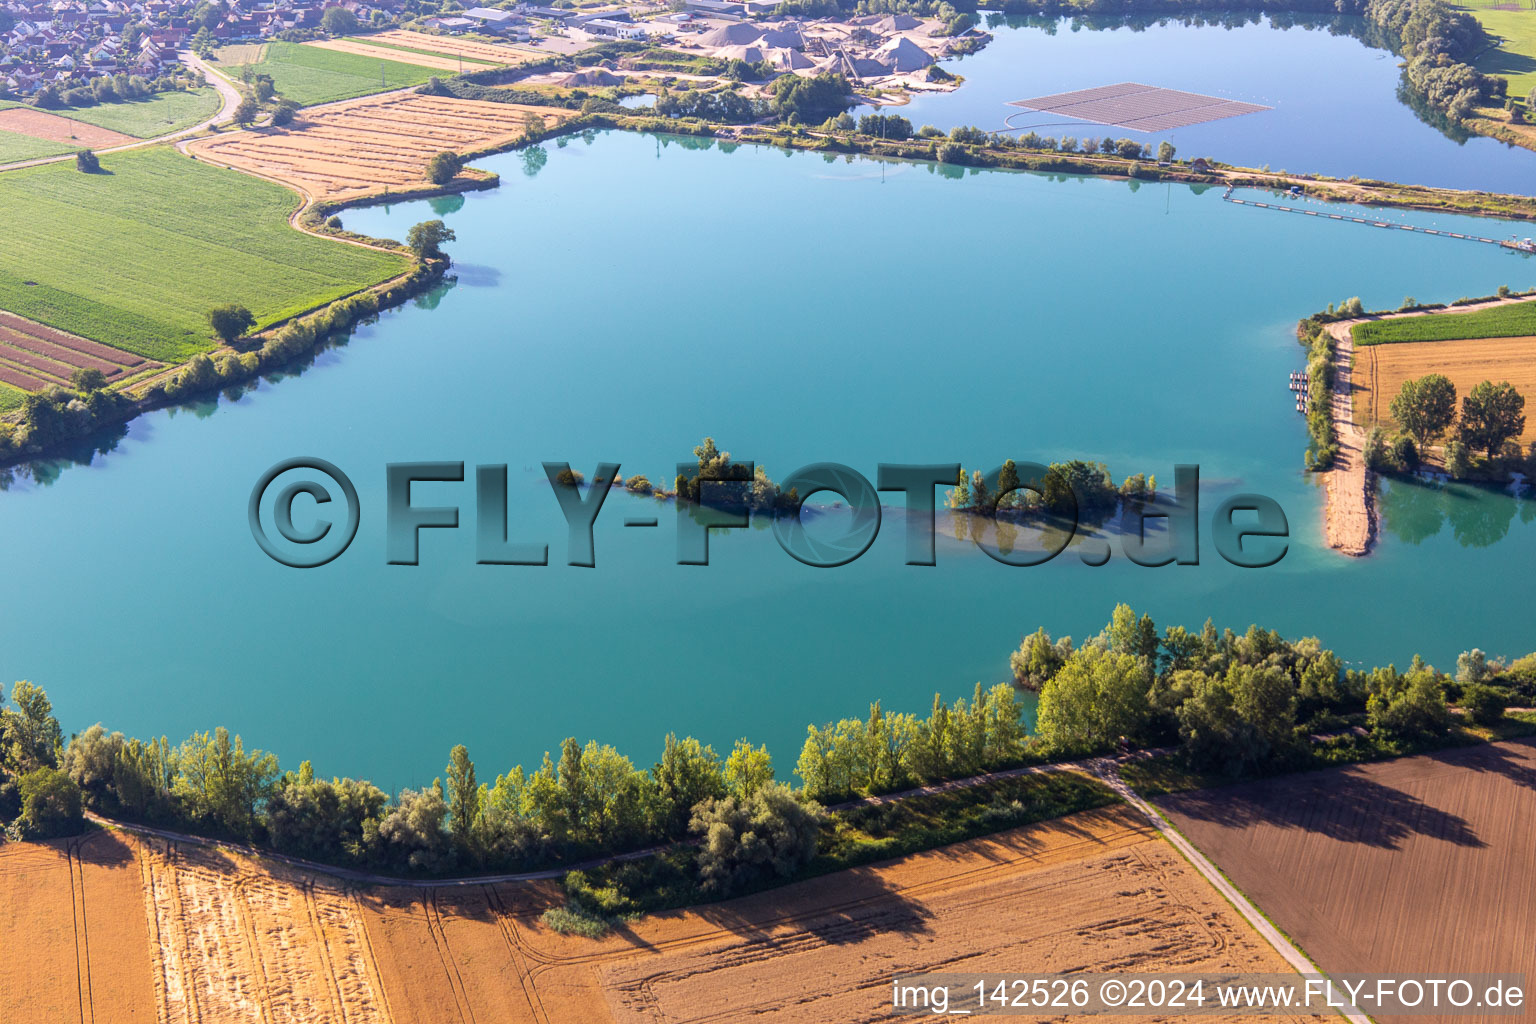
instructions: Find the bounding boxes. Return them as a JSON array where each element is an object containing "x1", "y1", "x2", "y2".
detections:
[{"x1": 31, "y1": 73, "x2": 196, "y2": 112}]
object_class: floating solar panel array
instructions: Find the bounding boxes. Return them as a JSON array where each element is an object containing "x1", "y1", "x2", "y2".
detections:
[{"x1": 1009, "y1": 82, "x2": 1270, "y2": 132}]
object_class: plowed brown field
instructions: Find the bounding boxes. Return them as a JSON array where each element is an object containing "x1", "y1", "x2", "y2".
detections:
[
  {"x1": 0, "y1": 107, "x2": 137, "y2": 147},
  {"x1": 1357, "y1": 335, "x2": 1536, "y2": 444},
  {"x1": 1, "y1": 805, "x2": 1321, "y2": 1023},
  {"x1": 187, "y1": 93, "x2": 571, "y2": 201},
  {"x1": 0, "y1": 310, "x2": 155, "y2": 391},
  {"x1": 1160, "y1": 739, "x2": 1536, "y2": 1024}
]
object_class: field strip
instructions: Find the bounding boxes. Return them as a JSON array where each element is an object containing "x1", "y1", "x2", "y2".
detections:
[
  {"x1": 305, "y1": 38, "x2": 487, "y2": 73},
  {"x1": 338, "y1": 37, "x2": 501, "y2": 67},
  {"x1": 371, "y1": 30, "x2": 537, "y2": 64},
  {"x1": 1093, "y1": 761, "x2": 1368, "y2": 1024},
  {"x1": 0, "y1": 106, "x2": 139, "y2": 147}
]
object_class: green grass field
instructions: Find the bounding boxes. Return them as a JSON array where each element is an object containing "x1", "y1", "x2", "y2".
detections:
[
  {"x1": 0, "y1": 147, "x2": 407, "y2": 362},
  {"x1": 0, "y1": 89, "x2": 221, "y2": 142},
  {"x1": 1353, "y1": 299, "x2": 1536, "y2": 345},
  {"x1": 0, "y1": 382, "x2": 24, "y2": 413},
  {"x1": 232, "y1": 40, "x2": 437, "y2": 106},
  {"x1": 1469, "y1": 8, "x2": 1536, "y2": 97},
  {"x1": 51, "y1": 89, "x2": 223, "y2": 139},
  {"x1": 0, "y1": 129, "x2": 77, "y2": 163}
]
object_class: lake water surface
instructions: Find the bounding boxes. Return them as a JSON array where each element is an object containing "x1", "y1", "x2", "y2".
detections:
[
  {"x1": 876, "y1": 15, "x2": 1536, "y2": 192},
  {"x1": 5, "y1": 19, "x2": 1536, "y2": 787}
]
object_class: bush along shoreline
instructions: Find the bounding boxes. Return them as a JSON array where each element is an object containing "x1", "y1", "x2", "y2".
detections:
[{"x1": 2, "y1": 604, "x2": 1531, "y2": 932}]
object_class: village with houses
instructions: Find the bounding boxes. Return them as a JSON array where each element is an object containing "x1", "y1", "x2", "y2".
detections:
[{"x1": 0, "y1": 0, "x2": 986, "y2": 106}]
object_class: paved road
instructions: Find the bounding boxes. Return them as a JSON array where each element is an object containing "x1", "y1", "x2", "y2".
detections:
[
  {"x1": 1089, "y1": 759, "x2": 1370, "y2": 1024},
  {"x1": 180, "y1": 50, "x2": 244, "y2": 129}
]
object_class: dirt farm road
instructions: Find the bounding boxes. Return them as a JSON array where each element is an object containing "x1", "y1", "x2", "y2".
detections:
[
  {"x1": 1322, "y1": 321, "x2": 1375, "y2": 557},
  {"x1": 1091, "y1": 759, "x2": 1372, "y2": 1024},
  {"x1": 85, "y1": 750, "x2": 1177, "y2": 890}
]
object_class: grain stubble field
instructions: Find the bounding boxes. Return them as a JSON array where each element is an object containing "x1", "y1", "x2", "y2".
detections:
[
  {"x1": 1159, "y1": 739, "x2": 1536, "y2": 1024},
  {"x1": 189, "y1": 93, "x2": 572, "y2": 202},
  {"x1": 0, "y1": 804, "x2": 1321, "y2": 1023},
  {"x1": 1358, "y1": 334, "x2": 1536, "y2": 442}
]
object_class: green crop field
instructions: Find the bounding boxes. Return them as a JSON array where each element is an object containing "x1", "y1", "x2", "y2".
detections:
[
  {"x1": 1469, "y1": 9, "x2": 1536, "y2": 97},
  {"x1": 47, "y1": 89, "x2": 223, "y2": 139},
  {"x1": 231, "y1": 40, "x2": 437, "y2": 106},
  {"x1": 1353, "y1": 299, "x2": 1536, "y2": 345},
  {"x1": 0, "y1": 147, "x2": 407, "y2": 362},
  {"x1": 0, "y1": 129, "x2": 77, "y2": 163}
]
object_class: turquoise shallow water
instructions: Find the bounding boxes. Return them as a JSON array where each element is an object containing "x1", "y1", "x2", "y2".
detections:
[{"x1": 6, "y1": 20, "x2": 1536, "y2": 787}]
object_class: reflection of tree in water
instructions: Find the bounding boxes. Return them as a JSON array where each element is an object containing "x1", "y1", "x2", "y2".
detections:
[
  {"x1": 413, "y1": 277, "x2": 457, "y2": 312},
  {"x1": 427, "y1": 193, "x2": 465, "y2": 217},
  {"x1": 0, "y1": 277, "x2": 460, "y2": 491},
  {"x1": 1380, "y1": 478, "x2": 1446, "y2": 545},
  {"x1": 0, "y1": 421, "x2": 129, "y2": 490},
  {"x1": 1448, "y1": 484, "x2": 1517, "y2": 548},
  {"x1": 521, "y1": 145, "x2": 548, "y2": 178},
  {"x1": 1380, "y1": 478, "x2": 1522, "y2": 548},
  {"x1": 1396, "y1": 75, "x2": 1473, "y2": 144}
]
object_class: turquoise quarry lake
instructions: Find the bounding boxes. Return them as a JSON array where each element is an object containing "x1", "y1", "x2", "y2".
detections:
[
  {"x1": 5, "y1": 20, "x2": 1536, "y2": 787},
  {"x1": 884, "y1": 14, "x2": 1536, "y2": 193}
]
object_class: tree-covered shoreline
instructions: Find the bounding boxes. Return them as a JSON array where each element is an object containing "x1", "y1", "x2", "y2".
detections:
[{"x1": 3, "y1": 605, "x2": 1530, "y2": 927}]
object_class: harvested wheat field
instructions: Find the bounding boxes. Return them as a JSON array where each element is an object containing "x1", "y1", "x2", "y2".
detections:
[
  {"x1": 3, "y1": 805, "x2": 1319, "y2": 1024},
  {"x1": 359, "y1": 805, "x2": 1319, "y2": 1024},
  {"x1": 1160, "y1": 739, "x2": 1536, "y2": 1024},
  {"x1": 305, "y1": 38, "x2": 483, "y2": 73},
  {"x1": 1356, "y1": 334, "x2": 1536, "y2": 444},
  {"x1": 0, "y1": 830, "x2": 159, "y2": 1022},
  {"x1": 138, "y1": 840, "x2": 392, "y2": 1024},
  {"x1": 0, "y1": 107, "x2": 138, "y2": 148},
  {"x1": 188, "y1": 93, "x2": 571, "y2": 201},
  {"x1": 367, "y1": 30, "x2": 540, "y2": 65},
  {"x1": 0, "y1": 309, "x2": 158, "y2": 391}
]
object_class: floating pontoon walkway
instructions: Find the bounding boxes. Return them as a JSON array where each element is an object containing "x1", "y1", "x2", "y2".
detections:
[{"x1": 1221, "y1": 186, "x2": 1536, "y2": 253}]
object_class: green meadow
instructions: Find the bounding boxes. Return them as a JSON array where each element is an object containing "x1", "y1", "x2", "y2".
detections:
[
  {"x1": 0, "y1": 128, "x2": 77, "y2": 163},
  {"x1": 1353, "y1": 299, "x2": 1536, "y2": 345},
  {"x1": 0, "y1": 147, "x2": 407, "y2": 362},
  {"x1": 1469, "y1": 8, "x2": 1536, "y2": 97},
  {"x1": 51, "y1": 88, "x2": 223, "y2": 139},
  {"x1": 230, "y1": 40, "x2": 437, "y2": 106}
]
